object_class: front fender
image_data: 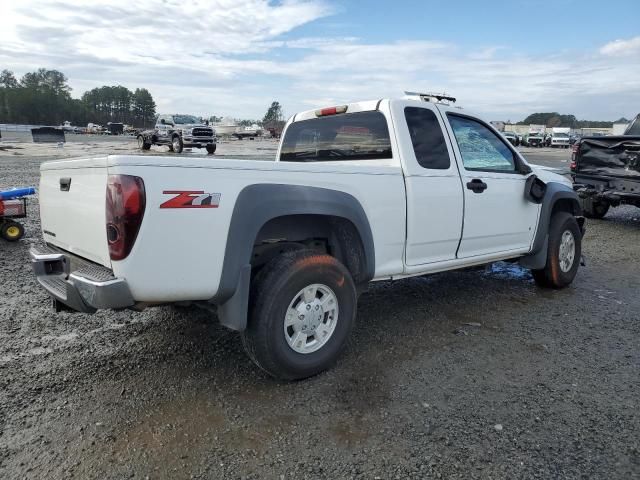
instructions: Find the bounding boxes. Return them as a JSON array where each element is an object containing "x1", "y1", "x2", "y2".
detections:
[{"x1": 519, "y1": 181, "x2": 582, "y2": 269}]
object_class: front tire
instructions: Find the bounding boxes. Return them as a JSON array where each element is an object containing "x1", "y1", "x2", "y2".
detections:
[
  {"x1": 532, "y1": 212, "x2": 581, "y2": 288},
  {"x1": 206, "y1": 144, "x2": 216, "y2": 154},
  {"x1": 242, "y1": 250, "x2": 357, "y2": 380}
]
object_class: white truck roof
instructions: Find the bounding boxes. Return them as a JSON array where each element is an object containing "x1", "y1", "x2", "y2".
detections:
[{"x1": 291, "y1": 93, "x2": 461, "y2": 124}]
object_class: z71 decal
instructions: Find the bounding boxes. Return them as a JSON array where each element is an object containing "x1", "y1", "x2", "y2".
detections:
[{"x1": 160, "y1": 191, "x2": 221, "y2": 209}]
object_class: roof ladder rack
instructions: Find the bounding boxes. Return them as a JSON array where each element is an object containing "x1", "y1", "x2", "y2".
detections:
[{"x1": 403, "y1": 91, "x2": 457, "y2": 104}]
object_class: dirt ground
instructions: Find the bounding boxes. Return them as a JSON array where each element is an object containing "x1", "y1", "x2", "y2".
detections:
[{"x1": 0, "y1": 137, "x2": 638, "y2": 479}]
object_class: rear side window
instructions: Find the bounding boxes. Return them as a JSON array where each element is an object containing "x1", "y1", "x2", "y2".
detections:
[
  {"x1": 280, "y1": 111, "x2": 392, "y2": 162},
  {"x1": 404, "y1": 107, "x2": 450, "y2": 169}
]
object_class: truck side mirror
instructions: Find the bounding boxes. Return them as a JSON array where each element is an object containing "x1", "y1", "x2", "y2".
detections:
[
  {"x1": 524, "y1": 174, "x2": 546, "y2": 203},
  {"x1": 160, "y1": 119, "x2": 166, "y2": 124}
]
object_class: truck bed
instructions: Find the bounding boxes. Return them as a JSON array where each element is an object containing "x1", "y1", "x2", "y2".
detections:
[{"x1": 39, "y1": 155, "x2": 406, "y2": 302}]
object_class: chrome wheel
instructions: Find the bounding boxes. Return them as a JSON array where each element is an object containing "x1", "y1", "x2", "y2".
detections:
[
  {"x1": 559, "y1": 230, "x2": 576, "y2": 272},
  {"x1": 172, "y1": 137, "x2": 181, "y2": 151},
  {"x1": 284, "y1": 283, "x2": 338, "y2": 354}
]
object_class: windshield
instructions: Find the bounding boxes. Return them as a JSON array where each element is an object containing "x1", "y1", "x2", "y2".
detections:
[
  {"x1": 280, "y1": 111, "x2": 392, "y2": 162},
  {"x1": 173, "y1": 115, "x2": 200, "y2": 125}
]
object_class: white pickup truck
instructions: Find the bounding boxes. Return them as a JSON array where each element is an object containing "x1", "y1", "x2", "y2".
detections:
[{"x1": 31, "y1": 93, "x2": 585, "y2": 380}]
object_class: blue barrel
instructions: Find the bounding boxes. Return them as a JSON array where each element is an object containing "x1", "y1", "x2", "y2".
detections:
[{"x1": 0, "y1": 187, "x2": 36, "y2": 200}]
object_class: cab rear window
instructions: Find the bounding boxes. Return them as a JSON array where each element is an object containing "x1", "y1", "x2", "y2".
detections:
[{"x1": 280, "y1": 111, "x2": 392, "y2": 162}]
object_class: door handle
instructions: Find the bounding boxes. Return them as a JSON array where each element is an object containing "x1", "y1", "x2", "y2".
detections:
[{"x1": 466, "y1": 179, "x2": 487, "y2": 193}]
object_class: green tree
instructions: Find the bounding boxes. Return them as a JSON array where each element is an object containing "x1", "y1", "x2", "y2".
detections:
[
  {"x1": 132, "y1": 88, "x2": 156, "y2": 127},
  {"x1": 0, "y1": 70, "x2": 19, "y2": 121},
  {"x1": 0, "y1": 70, "x2": 18, "y2": 88},
  {"x1": 14, "y1": 69, "x2": 73, "y2": 124},
  {"x1": 517, "y1": 112, "x2": 611, "y2": 129},
  {"x1": 0, "y1": 67, "x2": 156, "y2": 126},
  {"x1": 262, "y1": 101, "x2": 283, "y2": 125}
]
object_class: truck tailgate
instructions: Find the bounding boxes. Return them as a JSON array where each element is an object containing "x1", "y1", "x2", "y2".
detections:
[{"x1": 39, "y1": 157, "x2": 111, "y2": 267}]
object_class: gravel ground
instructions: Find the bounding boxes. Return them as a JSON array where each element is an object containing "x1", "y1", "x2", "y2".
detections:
[{"x1": 0, "y1": 139, "x2": 638, "y2": 479}]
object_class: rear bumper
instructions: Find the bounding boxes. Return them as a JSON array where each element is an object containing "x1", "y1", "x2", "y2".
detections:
[
  {"x1": 30, "y1": 245, "x2": 134, "y2": 313},
  {"x1": 573, "y1": 177, "x2": 640, "y2": 205}
]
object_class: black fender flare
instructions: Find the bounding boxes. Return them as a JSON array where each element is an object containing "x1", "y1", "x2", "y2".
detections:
[
  {"x1": 138, "y1": 130, "x2": 154, "y2": 142},
  {"x1": 519, "y1": 181, "x2": 583, "y2": 269},
  {"x1": 213, "y1": 183, "x2": 375, "y2": 330}
]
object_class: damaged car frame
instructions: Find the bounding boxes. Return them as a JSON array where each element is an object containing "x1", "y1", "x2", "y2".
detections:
[{"x1": 571, "y1": 117, "x2": 640, "y2": 218}]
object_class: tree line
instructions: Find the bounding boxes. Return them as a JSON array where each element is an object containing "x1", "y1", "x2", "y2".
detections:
[
  {"x1": 0, "y1": 68, "x2": 156, "y2": 127},
  {"x1": 516, "y1": 112, "x2": 627, "y2": 129}
]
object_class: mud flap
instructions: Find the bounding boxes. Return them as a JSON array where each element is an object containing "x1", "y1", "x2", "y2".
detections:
[
  {"x1": 519, "y1": 235, "x2": 548, "y2": 270},
  {"x1": 217, "y1": 264, "x2": 251, "y2": 331}
]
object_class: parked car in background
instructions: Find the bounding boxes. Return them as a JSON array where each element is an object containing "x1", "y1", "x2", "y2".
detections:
[
  {"x1": 524, "y1": 132, "x2": 544, "y2": 147},
  {"x1": 31, "y1": 93, "x2": 585, "y2": 380},
  {"x1": 551, "y1": 128, "x2": 571, "y2": 148},
  {"x1": 502, "y1": 131, "x2": 519, "y2": 146},
  {"x1": 137, "y1": 114, "x2": 217, "y2": 154}
]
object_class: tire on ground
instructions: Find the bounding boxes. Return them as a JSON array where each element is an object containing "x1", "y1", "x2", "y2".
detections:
[
  {"x1": 1, "y1": 221, "x2": 25, "y2": 242},
  {"x1": 206, "y1": 144, "x2": 216, "y2": 154},
  {"x1": 137, "y1": 135, "x2": 151, "y2": 150},
  {"x1": 242, "y1": 249, "x2": 357, "y2": 380},
  {"x1": 172, "y1": 135, "x2": 183, "y2": 154},
  {"x1": 532, "y1": 212, "x2": 581, "y2": 289}
]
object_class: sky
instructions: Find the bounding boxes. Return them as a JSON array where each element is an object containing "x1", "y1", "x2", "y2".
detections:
[{"x1": 1, "y1": 0, "x2": 639, "y2": 122}]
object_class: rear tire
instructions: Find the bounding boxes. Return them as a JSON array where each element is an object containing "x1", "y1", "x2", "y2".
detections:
[
  {"x1": 172, "y1": 135, "x2": 183, "y2": 153},
  {"x1": 581, "y1": 198, "x2": 609, "y2": 219},
  {"x1": 137, "y1": 135, "x2": 151, "y2": 150},
  {"x1": 242, "y1": 250, "x2": 357, "y2": 380},
  {"x1": 532, "y1": 212, "x2": 581, "y2": 288},
  {"x1": 1, "y1": 221, "x2": 25, "y2": 242},
  {"x1": 206, "y1": 144, "x2": 216, "y2": 154}
]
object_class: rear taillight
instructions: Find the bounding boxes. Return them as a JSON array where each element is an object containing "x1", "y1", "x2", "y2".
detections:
[
  {"x1": 570, "y1": 160, "x2": 577, "y2": 171},
  {"x1": 571, "y1": 143, "x2": 579, "y2": 166},
  {"x1": 106, "y1": 175, "x2": 145, "y2": 261}
]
